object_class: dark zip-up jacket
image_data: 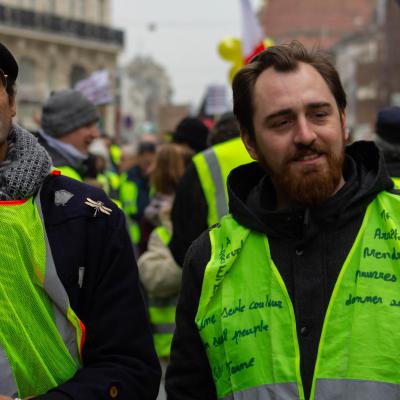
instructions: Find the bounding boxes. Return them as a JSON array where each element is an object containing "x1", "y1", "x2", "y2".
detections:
[
  {"x1": 166, "y1": 141, "x2": 394, "y2": 400},
  {"x1": 31, "y1": 174, "x2": 160, "y2": 399}
]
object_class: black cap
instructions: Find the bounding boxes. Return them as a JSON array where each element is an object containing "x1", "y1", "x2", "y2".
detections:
[
  {"x1": 0, "y1": 43, "x2": 18, "y2": 84},
  {"x1": 172, "y1": 117, "x2": 209, "y2": 153},
  {"x1": 376, "y1": 106, "x2": 400, "y2": 144}
]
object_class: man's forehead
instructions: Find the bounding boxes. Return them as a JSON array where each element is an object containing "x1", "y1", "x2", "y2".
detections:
[{"x1": 253, "y1": 63, "x2": 336, "y2": 116}]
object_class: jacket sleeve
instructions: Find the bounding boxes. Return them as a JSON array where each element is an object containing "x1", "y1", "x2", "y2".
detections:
[
  {"x1": 165, "y1": 232, "x2": 217, "y2": 400},
  {"x1": 137, "y1": 229, "x2": 182, "y2": 298},
  {"x1": 169, "y1": 163, "x2": 209, "y2": 266},
  {"x1": 35, "y1": 200, "x2": 161, "y2": 400}
]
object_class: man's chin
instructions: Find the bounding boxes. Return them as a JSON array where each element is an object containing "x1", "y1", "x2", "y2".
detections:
[{"x1": 289, "y1": 175, "x2": 340, "y2": 205}]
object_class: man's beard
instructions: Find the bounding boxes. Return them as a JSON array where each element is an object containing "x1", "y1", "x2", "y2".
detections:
[{"x1": 257, "y1": 141, "x2": 345, "y2": 207}]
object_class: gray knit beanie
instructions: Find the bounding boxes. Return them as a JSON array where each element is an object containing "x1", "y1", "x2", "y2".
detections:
[{"x1": 41, "y1": 89, "x2": 99, "y2": 137}]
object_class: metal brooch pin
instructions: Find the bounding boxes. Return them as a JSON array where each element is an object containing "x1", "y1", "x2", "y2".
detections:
[{"x1": 84, "y1": 197, "x2": 112, "y2": 217}]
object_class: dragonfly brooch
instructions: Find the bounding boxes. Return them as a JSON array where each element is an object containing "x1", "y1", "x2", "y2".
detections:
[{"x1": 84, "y1": 197, "x2": 112, "y2": 217}]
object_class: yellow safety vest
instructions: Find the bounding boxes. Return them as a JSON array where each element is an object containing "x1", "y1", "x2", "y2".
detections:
[
  {"x1": 193, "y1": 137, "x2": 252, "y2": 227},
  {"x1": 55, "y1": 165, "x2": 83, "y2": 182},
  {"x1": 147, "y1": 226, "x2": 177, "y2": 358},
  {"x1": 197, "y1": 191, "x2": 400, "y2": 399},
  {"x1": 0, "y1": 192, "x2": 84, "y2": 397}
]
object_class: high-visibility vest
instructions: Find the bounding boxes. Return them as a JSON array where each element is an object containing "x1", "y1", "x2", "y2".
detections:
[
  {"x1": 147, "y1": 226, "x2": 177, "y2": 358},
  {"x1": 0, "y1": 192, "x2": 84, "y2": 398},
  {"x1": 196, "y1": 191, "x2": 400, "y2": 399},
  {"x1": 392, "y1": 177, "x2": 400, "y2": 189},
  {"x1": 193, "y1": 137, "x2": 252, "y2": 227},
  {"x1": 56, "y1": 165, "x2": 83, "y2": 181},
  {"x1": 119, "y1": 173, "x2": 140, "y2": 244},
  {"x1": 97, "y1": 171, "x2": 121, "y2": 208},
  {"x1": 110, "y1": 144, "x2": 121, "y2": 166}
]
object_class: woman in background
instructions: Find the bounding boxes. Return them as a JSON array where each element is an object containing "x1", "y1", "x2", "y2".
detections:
[{"x1": 138, "y1": 143, "x2": 193, "y2": 365}]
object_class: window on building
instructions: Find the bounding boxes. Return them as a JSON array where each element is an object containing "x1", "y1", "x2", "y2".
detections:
[
  {"x1": 48, "y1": 60, "x2": 57, "y2": 91},
  {"x1": 70, "y1": 65, "x2": 87, "y2": 87},
  {"x1": 19, "y1": 57, "x2": 36, "y2": 86},
  {"x1": 48, "y1": 0, "x2": 56, "y2": 14},
  {"x1": 79, "y1": 0, "x2": 85, "y2": 18},
  {"x1": 69, "y1": 0, "x2": 75, "y2": 18},
  {"x1": 99, "y1": 0, "x2": 105, "y2": 24}
]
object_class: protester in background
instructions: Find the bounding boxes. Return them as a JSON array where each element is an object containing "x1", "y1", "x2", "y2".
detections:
[
  {"x1": 138, "y1": 143, "x2": 194, "y2": 355},
  {"x1": 166, "y1": 41, "x2": 399, "y2": 400},
  {"x1": 169, "y1": 111, "x2": 252, "y2": 266},
  {"x1": 207, "y1": 111, "x2": 241, "y2": 146},
  {"x1": 88, "y1": 137, "x2": 121, "y2": 202},
  {"x1": 171, "y1": 116, "x2": 209, "y2": 154},
  {"x1": 119, "y1": 140, "x2": 157, "y2": 253},
  {"x1": 0, "y1": 42, "x2": 160, "y2": 399},
  {"x1": 37, "y1": 89, "x2": 100, "y2": 181},
  {"x1": 374, "y1": 106, "x2": 400, "y2": 185}
]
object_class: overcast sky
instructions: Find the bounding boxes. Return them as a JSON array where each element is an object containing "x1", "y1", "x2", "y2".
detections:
[{"x1": 112, "y1": 0, "x2": 263, "y2": 110}]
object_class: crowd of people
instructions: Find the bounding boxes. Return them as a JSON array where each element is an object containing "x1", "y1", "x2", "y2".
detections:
[{"x1": 2, "y1": 38, "x2": 400, "y2": 400}]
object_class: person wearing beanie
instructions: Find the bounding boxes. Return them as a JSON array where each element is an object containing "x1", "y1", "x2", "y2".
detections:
[
  {"x1": 0, "y1": 42, "x2": 160, "y2": 399},
  {"x1": 375, "y1": 106, "x2": 400, "y2": 182},
  {"x1": 172, "y1": 116, "x2": 209, "y2": 154},
  {"x1": 37, "y1": 89, "x2": 101, "y2": 181}
]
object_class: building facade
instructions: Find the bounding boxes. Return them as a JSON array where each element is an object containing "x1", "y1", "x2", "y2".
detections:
[
  {"x1": 259, "y1": 0, "x2": 376, "y2": 49},
  {"x1": 119, "y1": 55, "x2": 173, "y2": 143},
  {"x1": 0, "y1": 0, "x2": 123, "y2": 132},
  {"x1": 259, "y1": 0, "x2": 400, "y2": 138}
]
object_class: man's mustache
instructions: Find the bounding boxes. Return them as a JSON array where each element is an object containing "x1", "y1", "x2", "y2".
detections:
[{"x1": 289, "y1": 144, "x2": 325, "y2": 162}]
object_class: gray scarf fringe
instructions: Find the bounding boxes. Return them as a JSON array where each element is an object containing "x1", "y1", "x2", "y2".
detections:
[{"x1": 0, "y1": 124, "x2": 51, "y2": 200}]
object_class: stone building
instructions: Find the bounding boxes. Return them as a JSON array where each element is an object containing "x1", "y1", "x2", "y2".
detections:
[
  {"x1": 119, "y1": 55, "x2": 173, "y2": 143},
  {"x1": 333, "y1": 0, "x2": 400, "y2": 139},
  {"x1": 0, "y1": 0, "x2": 123, "y2": 132},
  {"x1": 259, "y1": 0, "x2": 376, "y2": 49}
]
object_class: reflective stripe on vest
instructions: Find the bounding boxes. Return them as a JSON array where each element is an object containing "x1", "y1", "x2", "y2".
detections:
[
  {"x1": 0, "y1": 193, "x2": 83, "y2": 397},
  {"x1": 221, "y1": 382, "x2": 299, "y2": 399},
  {"x1": 196, "y1": 191, "x2": 400, "y2": 399},
  {"x1": 0, "y1": 346, "x2": 18, "y2": 397},
  {"x1": 193, "y1": 137, "x2": 252, "y2": 226},
  {"x1": 35, "y1": 189, "x2": 84, "y2": 363}
]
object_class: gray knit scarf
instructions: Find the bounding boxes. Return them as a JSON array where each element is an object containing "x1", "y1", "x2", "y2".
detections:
[{"x1": 0, "y1": 124, "x2": 51, "y2": 200}]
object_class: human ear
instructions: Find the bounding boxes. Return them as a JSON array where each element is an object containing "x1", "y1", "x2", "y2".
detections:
[{"x1": 241, "y1": 130, "x2": 259, "y2": 161}]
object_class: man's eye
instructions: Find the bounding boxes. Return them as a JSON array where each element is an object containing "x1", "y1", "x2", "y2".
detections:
[
  {"x1": 313, "y1": 111, "x2": 328, "y2": 118},
  {"x1": 272, "y1": 119, "x2": 290, "y2": 128}
]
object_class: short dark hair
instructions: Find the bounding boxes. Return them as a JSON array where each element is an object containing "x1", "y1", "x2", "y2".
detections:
[
  {"x1": 232, "y1": 41, "x2": 347, "y2": 140},
  {"x1": 208, "y1": 111, "x2": 240, "y2": 146},
  {"x1": 138, "y1": 141, "x2": 156, "y2": 155},
  {"x1": 6, "y1": 82, "x2": 16, "y2": 101}
]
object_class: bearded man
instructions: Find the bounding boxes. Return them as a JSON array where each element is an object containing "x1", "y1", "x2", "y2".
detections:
[{"x1": 166, "y1": 41, "x2": 399, "y2": 400}]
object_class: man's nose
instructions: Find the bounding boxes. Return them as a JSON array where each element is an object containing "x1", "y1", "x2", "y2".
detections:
[{"x1": 293, "y1": 115, "x2": 317, "y2": 145}]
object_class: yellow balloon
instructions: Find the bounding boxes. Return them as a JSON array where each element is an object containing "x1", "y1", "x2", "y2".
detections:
[
  {"x1": 218, "y1": 36, "x2": 242, "y2": 62},
  {"x1": 229, "y1": 63, "x2": 243, "y2": 83},
  {"x1": 263, "y1": 37, "x2": 274, "y2": 49}
]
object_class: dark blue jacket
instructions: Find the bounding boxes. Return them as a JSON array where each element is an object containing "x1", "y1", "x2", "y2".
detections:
[{"x1": 34, "y1": 174, "x2": 160, "y2": 399}]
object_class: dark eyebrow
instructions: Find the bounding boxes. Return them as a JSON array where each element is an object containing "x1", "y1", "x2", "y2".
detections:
[
  {"x1": 307, "y1": 102, "x2": 333, "y2": 111},
  {"x1": 264, "y1": 108, "x2": 294, "y2": 125},
  {"x1": 263, "y1": 102, "x2": 334, "y2": 126}
]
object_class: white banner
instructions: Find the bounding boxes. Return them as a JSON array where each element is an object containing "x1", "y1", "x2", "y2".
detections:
[{"x1": 74, "y1": 69, "x2": 113, "y2": 106}]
